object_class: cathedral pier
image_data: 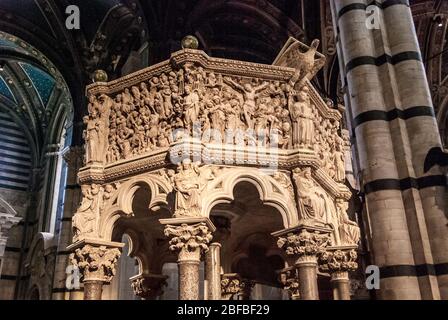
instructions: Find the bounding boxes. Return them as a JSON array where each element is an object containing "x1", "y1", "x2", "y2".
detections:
[
  {"x1": 329, "y1": 0, "x2": 446, "y2": 299},
  {"x1": 204, "y1": 242, "x2": 222, "y2": 300},
  {"x1": 380, "y1": 3, "x2": 448, "y2": 299},
  {"x1": 160, "y1": 218, "x2": 215, "y2": 300},
  {"x1": 51, "y1": 146, "x2": 84, "y2": 300},
  {"x1": 68, "y1": 241, "x2": 122, "y2": 300},
  {"x1": 273, "y1": 225, "x2": 332, "y2": 300}
]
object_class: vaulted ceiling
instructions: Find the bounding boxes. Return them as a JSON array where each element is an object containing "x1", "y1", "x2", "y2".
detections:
[{"x1": 0, "y1": 0, "x2": 447, "y2": 150}]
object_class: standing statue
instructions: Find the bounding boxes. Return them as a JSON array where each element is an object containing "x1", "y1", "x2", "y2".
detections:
[
  {"x1": 288, "y1": 86, "x2": 314, "y2": 148},
  {"x1": 274, "y1": 38, "x2": 326, "y2": 89},
  {"x1": 336, "y1": 200, "x2": 361, "y2": 245},
  {"x1": 72, "y1": 184, "x2": 102, "y2": 241},
  {"x1": 183, "y1": 85, "x2": 200, "y2": 132},
  {"x1": 84, "y1": 94, "x2": 112, "y2": 164}
]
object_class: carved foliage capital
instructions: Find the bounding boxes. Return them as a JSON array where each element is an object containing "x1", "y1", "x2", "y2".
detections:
[
  {"x1": 164, "y1": 222, "x2": 213, "y2": 261},
  {"x1": 277, "y1": 228, "x2": 331, "y2": 261},
  {"x1": 70, "y1": 245, "x2": 121, "y2": 283},
  {"x1": 221, "y1": 274, "x2": 254, "y2": 299},
  {"x1": 278, "y1": 268, "x2": 300, "y2": 299},
  {"x1": 131, "y1": 275, "x2": 168, "y2": 300},
  {"x1": 319, "y1": 249, "x2": 358, "y2": 273}
]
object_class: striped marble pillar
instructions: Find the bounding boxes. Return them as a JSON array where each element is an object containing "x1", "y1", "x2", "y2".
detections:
[
  {"x1": 378, "y1": 1, "x2": 448, "y2": 299},
  {"x1": 330, "y1": 0, "x2": 447, "y2": 299},
  {"x1": 51, "y1": 146, "x2": 84, "y2": 300}
]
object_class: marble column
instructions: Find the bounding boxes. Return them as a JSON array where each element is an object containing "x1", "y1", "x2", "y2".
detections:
[
  {"x1": 319, "y1": 246, "x2": 358, "y2": 300},
  {"x1": 273, "y1": 224, "x2": 331, "y2": 300},
  {"x1": 68, "y1": 241, "x2": 123, "y2": 300},
  {"x1": 205, "y1": 242, "x2": 222, "y2": 300},
  {"x1": 130, "y1": 273, "x2": 168, "y2": 300},
  {"x1": 330, "y1": 0, "x2": 447, "y2": 299},
  {"x1": 160, "y1": 217, "x2": 215, "y2": 300},
  {"x1": 278, "y1": 267, "x2": 300, "y2": 300}
]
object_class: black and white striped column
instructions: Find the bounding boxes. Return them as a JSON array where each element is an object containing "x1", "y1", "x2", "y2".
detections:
[{"x1": 331, "y1": 0, "x2": 447, "y2": 299}]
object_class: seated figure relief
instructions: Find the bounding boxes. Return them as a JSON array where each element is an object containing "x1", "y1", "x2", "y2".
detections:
[
  {"x1": 169, "y1": 159, "x2": 216, "y2": 218},
  {"x1": 292, "y1": 167, "x2": 358, "y2": 245},
  {"x1": 292, "y1": 167, "x2": 333, "y2": 223}
]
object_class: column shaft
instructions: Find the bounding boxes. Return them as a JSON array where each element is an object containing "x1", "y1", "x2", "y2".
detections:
[
  {"x1": 178, "y1": 260, "x2": 200, "y2": 300},
  {"x1": 84, "y1": 281, "x2": 103, "y2": 300},
  {"x1": 297, "y1": 261, "x2": 319, "y2": 300},
  {"x1": 205, "y1": 243, "x2": 221, "y2": 300},
  {"x1": 331, "y1": 271, "x2": 350, "y2": 300}
]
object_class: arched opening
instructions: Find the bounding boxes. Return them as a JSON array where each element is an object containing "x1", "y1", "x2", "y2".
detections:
[
  {"x1": 210, "y1": 180, "x2": 288, "y2": 299},
  {"x1": 107, "y1": 180, "x2": 173, "y2": 300}
]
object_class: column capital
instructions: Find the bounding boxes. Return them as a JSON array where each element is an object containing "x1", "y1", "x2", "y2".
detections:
[
  {"x1": 69, "y1": 241, "x2": 123, "y2": 283},
  {"x1": 221, "y1": 273, "x2": 254, "y2": 300},
  {"x1": 130, "y1": 273, "x2": 168, "y2": 300},
  {"x1": 0, "y1": 212, "x2": 21, "y2": 257},
  {"x1": 273, "y1": 223, "x2": 332, "y2": 264},
  {"x1": 319, "y1": 245, "x2": 358, "y2": 274},
  {"x1": 277, "y1": 267, "x2": 300, "y2": 300},
  {"x1": 160, "y1": 217, "x2": 215, "y2": 262}
]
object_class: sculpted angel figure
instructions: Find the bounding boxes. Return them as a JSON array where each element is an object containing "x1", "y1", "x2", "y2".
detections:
[
  {"x1": 274, "y1": 38, "x2": 326, "y2": 89},
  {"x1": 224, "y1": 77, "x2": 268, "y2": 129}
]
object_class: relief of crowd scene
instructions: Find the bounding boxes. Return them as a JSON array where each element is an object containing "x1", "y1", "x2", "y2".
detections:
[{"x1": 83, "y1": 63, "x2": 348, "y2": 182}]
